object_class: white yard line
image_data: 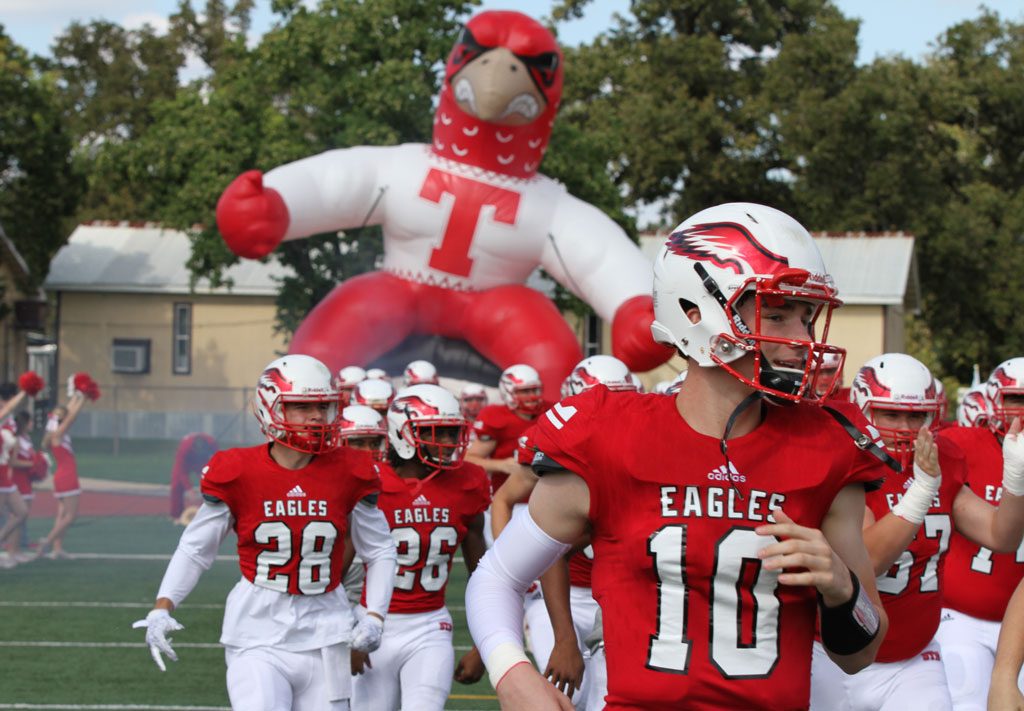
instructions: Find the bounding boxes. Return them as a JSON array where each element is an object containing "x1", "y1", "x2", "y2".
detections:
[
  {"x1": 0, "y1": 706, "x2": 228, "y2": 710},
  {"x1": 0, "y1": 640, "x2": 474, "y2": 651}
]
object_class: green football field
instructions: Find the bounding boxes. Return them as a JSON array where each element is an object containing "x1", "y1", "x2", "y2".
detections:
[{"x1": 0, "y1": 441, "x2": 500, "y2": 710}]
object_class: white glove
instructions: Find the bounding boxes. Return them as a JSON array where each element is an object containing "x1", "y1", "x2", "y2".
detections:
[
  {"x1": 1003, "y1": 424, "x2": 1024, "y2": 496},
  {"x1": 66, "y1": 375, "x2": 75, "y2": 400},
  {"x1": 132, "y1": 608, "x2": 184, "y2": 671},
  {"x1": 351, "y1": 611, "x2": 384, "y2": 653}
]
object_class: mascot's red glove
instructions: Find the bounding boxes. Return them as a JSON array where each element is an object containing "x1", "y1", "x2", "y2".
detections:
[
  {"x1": 18, "y1": 371, "x2": 45, "y2": 397},
  {"x1": 611, "y1": 295, "x2": 675, "y2": 373},
  {"x1": 216, "y1": 170, "x2": 290, "y2": 259}
]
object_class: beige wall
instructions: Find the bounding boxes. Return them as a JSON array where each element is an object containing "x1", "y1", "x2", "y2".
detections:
[{"x1": 57, "y1": 291, "x2": 287, "y2": 411}]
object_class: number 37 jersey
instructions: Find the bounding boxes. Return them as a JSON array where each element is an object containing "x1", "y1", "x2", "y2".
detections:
[
  {"x1": 532, "y1": 388, "x2": 885, "y2": 711},
  {"x1": 201, "y1": 444, "x2": 380, "y2": 596}
]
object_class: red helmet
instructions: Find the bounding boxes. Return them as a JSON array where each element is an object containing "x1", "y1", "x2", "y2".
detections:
[
  {"x1": 253, "y1": 355, "x2": 341, "y2": 454},
  {"x1": 388, "y1": 385, "x2": 469, "y2": 470}
]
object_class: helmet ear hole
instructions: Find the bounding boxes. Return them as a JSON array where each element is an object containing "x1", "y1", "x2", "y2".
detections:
[{"x1": 679, "y1": 298, "x2": 701, "y2": 325}]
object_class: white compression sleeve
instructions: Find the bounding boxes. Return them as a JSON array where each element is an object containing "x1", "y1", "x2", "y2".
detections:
[
  {"x1": 156, "y1": 502, "x2": 232, "y2": 607},
  {"x1": 350, "y1": 498, "x2": 397, "y2": 617},
  {"x1": 466, "y1": 506, "x2": 571, "y2": 687}
]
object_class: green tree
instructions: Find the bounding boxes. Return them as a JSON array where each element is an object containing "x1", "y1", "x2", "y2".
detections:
[{"x1": 0, "y1": 28, "x2": 82, "y2": 288}]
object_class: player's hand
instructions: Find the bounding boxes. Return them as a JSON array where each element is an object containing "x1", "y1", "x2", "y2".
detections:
[
  {"x1": 495, "y1": 662, "x2": 575, "y2": 711},
  {"x1": 131, "y1": 608, "x2": 184, "y2": 672},
  {"x1": 215, "y1": 170, "x2": 289, "y2": 259},
  {"x1": 756, "y1": 507, "x2": 854, "y2": 607},
  {"x1": 454, "y1": 645, "x2": 485, "y2": 684},
  {"x1": 350, "y1": 649, "x2": 372, "y2": 675},
  {"x1": 989, "y1": 672, "x2": 1024, "y2": 711},
  {"x1": 914, "y1": 427, "x2": 941, "y2": 480},
  {"x1": 351, "y1": 611, "x2": 384, "y2": 653},
  {"x1": 544, "y1": 636, "x2": 584, "y2": 697},
  {"x1": 1002, "y1": 418, "x2": 1024, "y2": 497}
]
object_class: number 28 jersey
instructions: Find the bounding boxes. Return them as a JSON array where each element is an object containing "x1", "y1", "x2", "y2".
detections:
[
  {"x1": 531, "y1": 388, "x2": 885, "y2": 711},
  {"x1": 371, "y1": 462, "x2": 491, "y2": 613},
  {"x1": 200, "y1": 444, "x2": 380, "y2": 595}
]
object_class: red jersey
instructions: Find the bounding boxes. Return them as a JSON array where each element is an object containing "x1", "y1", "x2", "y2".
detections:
[
  {"x1": 866, "y1": 438, "x2": 968, "y2": 662},
  {"x1": 531, "y1": 389, "x2": 886, "y2": 711},
  {"x1": 568, "y1": 547, "x2": 593, "y2": 588},
  {"x1": 370, "y1": 462, "x2": 490, "y2": 613},
  {"x1": 200, "y1": 444, "x2": 380, "y2": 596},
  {"x1": 939, "y1": 426, "x2": 1023, "y2": 621},
  {"x1": 473, "y1": 403, "x2": 543, "y2": 495}
]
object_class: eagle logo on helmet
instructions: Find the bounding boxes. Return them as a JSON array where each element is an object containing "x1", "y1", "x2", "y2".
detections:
[
  {"x1": 394, "y1": 396, "x2": 441, "y2": 419},
  {"x1": 854, "y1": 367, "x2": 891, "y2": 400},
  {"x1": 993, "y1": 366, "x2": 1019, "y2": 388},
  {"x1": 258, "y1": 368, "x2": 293, "y2": 395},
  {"x1": 666, "y1": 222, "x2": 791, "y2": 276}
]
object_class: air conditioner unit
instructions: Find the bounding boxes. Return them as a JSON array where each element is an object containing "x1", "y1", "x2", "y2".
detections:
[{"x1": 111, "y1": 339, "x2": 150, "y2": 374}]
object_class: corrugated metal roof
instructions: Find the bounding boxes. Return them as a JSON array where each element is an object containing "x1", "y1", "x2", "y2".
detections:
[
  {"x1": 640, "y1": 232, "x2": 916, "y2": 306},
  {"x1": 44, "y1": 223, "x2": 294, "y2": 296}
]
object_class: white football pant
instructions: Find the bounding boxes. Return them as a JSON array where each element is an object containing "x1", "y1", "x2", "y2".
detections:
[
  {"x1": 225, "y1": 644, "x2": 351, "y2": 711},
  {"x1": 934, "y1": 607, "x2": 1024, "y2": 711},
  {"x1": 351, "y1": 607, "x2": 454, "y2": 711}
]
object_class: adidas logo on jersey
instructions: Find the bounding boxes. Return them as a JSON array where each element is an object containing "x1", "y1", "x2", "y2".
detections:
[
  {"x1": 286, "y1": 485, "x2": 307, "y2": 498},
  {"x1": 412, "y1": 494, "x2": 431, "y2": 507},
  {"x1": 706, "y1": 463, "x2": 745, "y2": 484}
]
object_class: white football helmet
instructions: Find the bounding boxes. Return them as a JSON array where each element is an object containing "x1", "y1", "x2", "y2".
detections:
[
  {"x1": 459, "y1": 383, "x2": 488, "y2": 420},
  {"x1": 336, "y1": 365, "x2": 367, "y2": 405},
  {"x1": 366, "y1": 368, "x2": 387, "y2": 380},
  {"x1": 253, "y1": 355, "x2": 341, "y2": 454},
  {"x1": 650, "y1": 203, "x2": 844, "y2": 403},
  {"x1": 851, "y1": 353, "x2": 939, "y2": 461},
  {"x1": 984, "y1": 358, "x2": 1024, "y2": 435},
  {"x1": 403, "y1": 360, "x2": 439, "y2": 387},
  {"x1": 957, "y1": 385, "x2": 990, "y2": 428},
  {"x1": 498, "y1": 364, "x2": 544, "y2": 414},
  {"x1": 813, "y1": 351, "x2": 844, "y2": 400},
  {"x1": 564, "y1": 355, "x2": 639, "y2": 397},
  {"x1": 388, "y1": 385, "x2": 469, "y2": 470},
  {"x1": 934, "y1": 378, "x2": 948, "y2": 422},
  {"x1": 352, "y1": 378, "x2": 395, "y2": 414},
  {"x1": 339, "y1": 405, "x2": 387, "y2": 462}
]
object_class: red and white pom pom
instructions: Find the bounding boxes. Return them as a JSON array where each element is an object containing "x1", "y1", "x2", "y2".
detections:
[{"x1": 18, "y1": 371, "x2": 45, "y2": 397}]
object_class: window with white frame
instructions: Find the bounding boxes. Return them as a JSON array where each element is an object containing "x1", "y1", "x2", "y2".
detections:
[{"x1": 173, "y1": 303, "x2": 192, "y2": 375}]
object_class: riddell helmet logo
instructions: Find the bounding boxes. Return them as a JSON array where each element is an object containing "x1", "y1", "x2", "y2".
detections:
[{"x1": 666, "y1": 222, "x2": 790, "y2": 275}]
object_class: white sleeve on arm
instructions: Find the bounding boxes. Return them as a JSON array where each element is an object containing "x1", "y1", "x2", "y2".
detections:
[
  {"x1": 350, "y1": 498, "x2": 397, "y2": 617},
  {"x1": 156, "y1": 502, "x2": 233, "y2": 608},
  {"x1": 466, "y1": 506, "x2": 571, "y2": 687}
]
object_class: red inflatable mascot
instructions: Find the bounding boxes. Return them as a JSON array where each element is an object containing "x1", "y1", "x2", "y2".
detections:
[{"x1": 216, "y1": 11, "x2": 672, "y2": 399}]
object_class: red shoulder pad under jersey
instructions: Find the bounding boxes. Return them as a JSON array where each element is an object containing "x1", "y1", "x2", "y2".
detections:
[
  {"x1": 472, "y1": 404, "x2": 509, "y2": 441},
  {"x1": 460, "y1": 461, "x2": 492, "y2": 516},
  {"x1": 199, "y1": 448, "x2": 246, "y2": 503},
  {"x1": 513, "y1": 425, "x2": 538, "y2": 466},
  {"x1": 340, "y1": 446, "x2": 383, "y2": 502},
  {"x1": 529, "y1": 388, "x2": 606, "y2": 477},
  {"x1": 821, "y1": 400, "x2": 889, "y2": 491},
  {"x1": 935, "y1": 434, "x2": 969, "y2": 489}
]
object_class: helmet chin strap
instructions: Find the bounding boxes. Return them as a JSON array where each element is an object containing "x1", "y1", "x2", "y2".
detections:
[{"x1": 758, "y1": 360, "x2": 803, "y2": 405}]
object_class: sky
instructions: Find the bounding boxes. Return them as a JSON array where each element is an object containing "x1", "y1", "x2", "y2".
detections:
[{"x1": 3, "y1": 0, "x2": 1023, "y2": 65}]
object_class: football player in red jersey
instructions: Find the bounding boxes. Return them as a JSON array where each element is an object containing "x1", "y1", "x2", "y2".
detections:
[
  {"x1": 336, "y1": 366, "x2": 367, "y2": 407},
  {"x1": 466, "y1": 363, "x2": 549, "y2": 543},
  {"x1": 491, "y1": 355, "x2": 641, "y2": 708},
  {"x1": 467, "y1": 203, "x2": 891, "y2": 711},
  {"x1": 810, "y1": 354, "x2": 1024, "y2": 710},
  {"x1": 351, "y1": 384, "x2": 490, "y2": 710},
  {"x1": 459, "y1": 383, "x2": 489, "y2": 423},
  {"x1": 134, "y1": 355, "x2": 397, "y2": 711},
  {"x1": 934, "y1": 357, "x2": 1024, "y2": 710}
]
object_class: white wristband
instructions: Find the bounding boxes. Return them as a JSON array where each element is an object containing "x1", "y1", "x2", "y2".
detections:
[
  {"x1": 1002, "y1": 434, "x2": 1024, "y2": 497},
  {"x1": 486, "y1": 642, "x2": 532, "y2": 689},
  {"x1": 892, "y1": 462, "x2": 940, "y2": 525}
]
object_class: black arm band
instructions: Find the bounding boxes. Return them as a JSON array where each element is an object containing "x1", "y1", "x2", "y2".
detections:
[{"x1": 818, "y1": 569, "x2": 881, "y2": 656}]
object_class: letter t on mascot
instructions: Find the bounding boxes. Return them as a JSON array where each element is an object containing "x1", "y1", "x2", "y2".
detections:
[{"x1": 216, "y1": 11, "x2": 672, "y2": 400}]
